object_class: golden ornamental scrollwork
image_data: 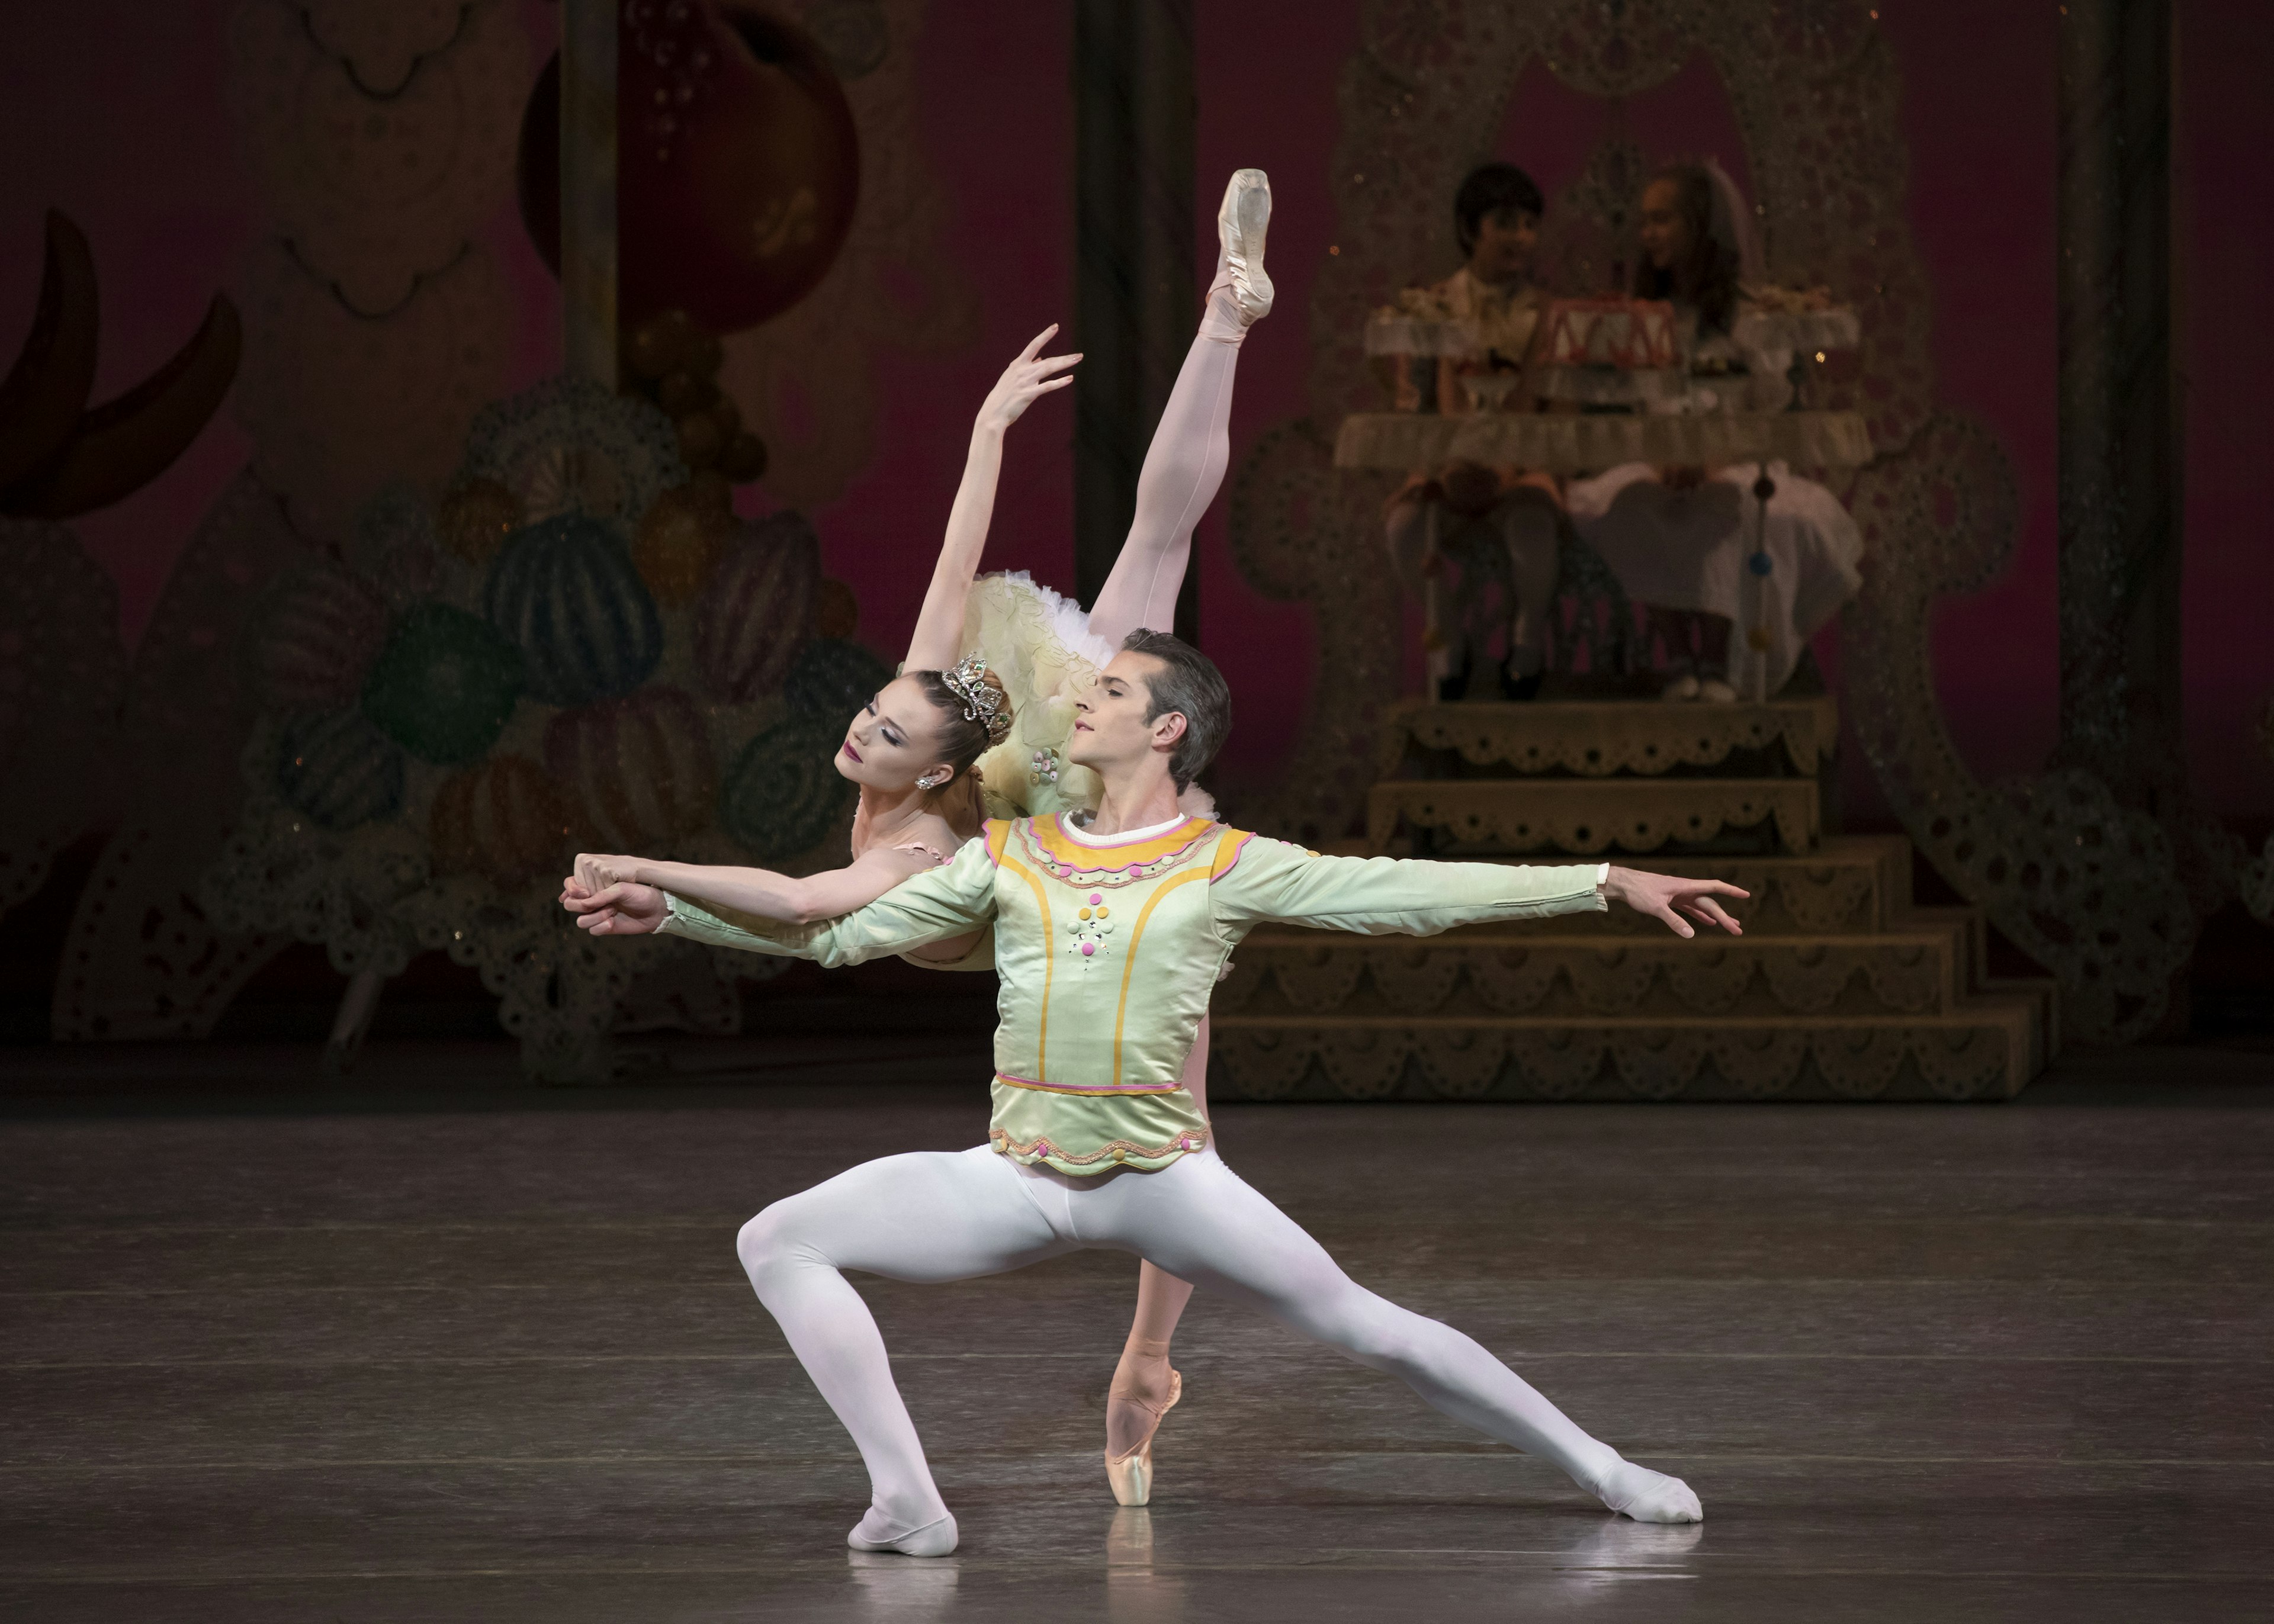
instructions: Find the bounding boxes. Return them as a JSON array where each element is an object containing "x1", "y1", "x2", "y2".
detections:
[
  {"x1": 1212, "y1": 1014, "x2": 2027, "y2": 1104},
  {"x1": 1367, "y1": 777, "x2": 1819, "y2": 855},
  {"x1": 1381, "y1": 697, "x2": 1838, "y2": 778},
  {"x1": 1231, "y1": 930, "x2": 1958, "y2": 1022},
  {"x1": 1223, "y1": 0, "x2": 2211, "y2": 1043}
]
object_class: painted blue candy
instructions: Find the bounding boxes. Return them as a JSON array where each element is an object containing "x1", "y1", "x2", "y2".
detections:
[
  {"x1": 483, "y1": 514, "x2": 664, "y2": 706},
  {"x1": 785, "y1": 636, "x2": 893, "y2": 722},
  {"x1": 276, "y1": 708, "x2": 406, "y2": 831}
]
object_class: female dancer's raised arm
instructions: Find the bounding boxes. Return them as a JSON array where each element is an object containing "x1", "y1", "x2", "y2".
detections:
[
  {"x1": 565, "y1": 336, "x2": 1077, "y2": 930},
  {"x1": 905, "y1": 326, "x2": 1078, "y2": 671}
]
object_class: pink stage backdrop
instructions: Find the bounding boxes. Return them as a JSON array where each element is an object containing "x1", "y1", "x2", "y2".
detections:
[{"x1": 1, "y1": 1, "x2": 2267, "y2": 821}]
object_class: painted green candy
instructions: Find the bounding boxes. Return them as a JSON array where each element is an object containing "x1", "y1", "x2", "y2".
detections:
[
  {"x1": 785, "y1": 635, "x2": 891, "y2": 722},
  {"x1": 361, "y1": 603, "x2": 526, "y2": 765},
  {"x1": 718, "y1": 717, "x2": 856, "y2": 861}
]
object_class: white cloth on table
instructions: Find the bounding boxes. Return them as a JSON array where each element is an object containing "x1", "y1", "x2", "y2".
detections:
[{"x1": 1565, "y1": 460, "x2": 1863, "y2": 693}]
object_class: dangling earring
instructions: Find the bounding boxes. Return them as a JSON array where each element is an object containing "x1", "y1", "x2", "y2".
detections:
[{"x1": 918, "y1": 770, "x2": 949, "y2": 790}]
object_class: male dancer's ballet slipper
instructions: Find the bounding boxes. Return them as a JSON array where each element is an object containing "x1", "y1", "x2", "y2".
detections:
[
  {"x1": 1103, "y1": 1368, "x2": 1183, "y2": 1507},
  {"x1": 1590, "y1": 1460, "x2": 1704, "y2": 1525},
  {"x1": 846, "y1": 1508, "x2": 959, "y2": 1557}
]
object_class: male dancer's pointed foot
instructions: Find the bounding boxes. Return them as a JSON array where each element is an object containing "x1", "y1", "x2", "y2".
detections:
[
  {"x1": 847, "y1": 1505, "x2": 960, "y2": 1557},
  {"x1": 1203, "y1": 169, "x2": 1273, "y2": 340},
  {"x1": 1590, "y1": 1459, "x2": 1704, "y2": 1524},
  {"x1": 1104, "y1": 1367, "x2": 1183, "y2": 1506}
]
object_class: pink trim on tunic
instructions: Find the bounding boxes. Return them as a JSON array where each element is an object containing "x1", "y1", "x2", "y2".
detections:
[{"x1": 995, "y1": 1071, "x2": 1187, "y2": 1096}]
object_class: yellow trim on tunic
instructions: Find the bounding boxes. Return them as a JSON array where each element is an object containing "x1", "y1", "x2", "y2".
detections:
[
  {"x1": 1029, "y1": 813, "x2": 1214, "y2": 872},
  {"x1": 984, "y1": 819, "x2": 1014, "y2": 864},
  {"x1": 999, "y1": 853, "x2": 1055, "y2": 1075},
  {"x1": 1112, "y1": 867, "x2": 1210, "y2": 1088},
  {"x1": 1208, "y1": 828, "x2": 1256, "y2": 879}
]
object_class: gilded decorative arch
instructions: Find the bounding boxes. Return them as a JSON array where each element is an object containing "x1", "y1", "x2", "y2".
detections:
[{"x1": 1226, "y1": 0, "x2": 2195, "y2": 1041}]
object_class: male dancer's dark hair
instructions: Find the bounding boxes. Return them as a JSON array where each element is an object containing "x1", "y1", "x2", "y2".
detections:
[
  {"x1": 1120, "y1": 629, "x2": 1231, "y2": 794},
  {"x1": 1453, "y1": 162, "x2": 1545, "y2": 255}
]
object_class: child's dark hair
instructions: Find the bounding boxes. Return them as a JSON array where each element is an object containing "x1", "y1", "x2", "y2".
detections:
[
  {"x1": 907, "y1": 665, "x2": 1012, "y2": 781},
  {"x1": 1454, "y1": 163, "x2": 1545, "y2": 255}
]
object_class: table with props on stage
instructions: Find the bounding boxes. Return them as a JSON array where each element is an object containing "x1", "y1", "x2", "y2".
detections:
[{"x1": 1241, "y1": 172, "x2": 2057, "y2": 1107}]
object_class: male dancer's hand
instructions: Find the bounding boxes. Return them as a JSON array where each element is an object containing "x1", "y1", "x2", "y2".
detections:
[
  {"x1": 560, "y1": 878, "x2": 670, "y2": 935},
  {"x1": 1599, "y1": 867, "x2": 1748, "y2": 938}
]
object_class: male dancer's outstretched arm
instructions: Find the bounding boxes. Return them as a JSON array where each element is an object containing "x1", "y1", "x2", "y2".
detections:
[
  {"x1": 562, "y1": 333, "x2": 1077, "y2": 931},
  {"x1": 1207, "y1": 839, "x2": 1745, "y2": 941}
]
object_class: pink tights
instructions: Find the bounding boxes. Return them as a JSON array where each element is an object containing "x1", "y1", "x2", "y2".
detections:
[{"x1": 1081, "y1": 274, "x2": 1251, "y2": 1445}]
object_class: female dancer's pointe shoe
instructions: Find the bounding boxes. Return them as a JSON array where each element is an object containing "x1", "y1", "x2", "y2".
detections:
[
  {"x1": 1591, "y1": 1460, "x2": 1704, "y2": 1525},
  {"x1": 1103, "y1": 1368, "x2": 1182, "y2": 1507},
  {"x1": 846, "y1": 1507, "x2": 959, "y2": 1557},
  {"x1": 1213, "y1": 169, "x2": 1273, "y2": 326}
]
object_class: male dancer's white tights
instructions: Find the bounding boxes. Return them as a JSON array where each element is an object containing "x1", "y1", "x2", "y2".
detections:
[{"x1": 738, "y1": 1145, "x2": 1703, "y2": 1549}]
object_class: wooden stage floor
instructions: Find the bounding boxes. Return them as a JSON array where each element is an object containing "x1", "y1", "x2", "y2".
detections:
[{"x1": 3, "y1": 1041, "x2": 2269, "y2": 1621}]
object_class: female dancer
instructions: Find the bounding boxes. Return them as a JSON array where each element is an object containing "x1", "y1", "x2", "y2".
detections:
[{"x1": 567, "y1": 169, "x2": 1275, "y2": 1506}]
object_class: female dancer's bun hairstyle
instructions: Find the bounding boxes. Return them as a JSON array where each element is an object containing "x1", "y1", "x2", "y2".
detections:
[{"x1": 910, "y1": 663, "x2": 1014, "y2": 782}]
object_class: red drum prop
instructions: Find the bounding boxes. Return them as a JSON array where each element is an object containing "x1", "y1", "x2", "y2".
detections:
[{"x1": 516, "y1": 5, "x2": 859, "y2": 336}]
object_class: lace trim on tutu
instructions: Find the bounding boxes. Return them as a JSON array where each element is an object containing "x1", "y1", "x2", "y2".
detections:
[
  {"x1": 973, "y1": 570, "x2": 1118, "y2": 670},
  {"x1": 961, "y1": 573, "x2": 1219, "y2": 825}
]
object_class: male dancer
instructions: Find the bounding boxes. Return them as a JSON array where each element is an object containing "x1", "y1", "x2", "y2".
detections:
[{"x1": 563, "y1": 632, "x2": 1745, "y2": 1555}]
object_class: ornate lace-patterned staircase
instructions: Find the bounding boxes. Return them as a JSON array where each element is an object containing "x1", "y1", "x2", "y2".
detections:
[{"x1": 1212, "y1": 699, "x2": 2057, "y2": 1102}]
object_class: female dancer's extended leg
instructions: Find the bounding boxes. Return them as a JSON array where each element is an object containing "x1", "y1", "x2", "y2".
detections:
[
  {"x1": 1078, "y1": 168, "x2": 1271, "y2": 1498},
  {"x1": 1085, "y1": 168, "x2": 1271, "y2": 645},
  {"x1": 1078, "y1": 1151, "x2": 1700, "y2": 1524},
  {"x1": 738, "y1": 1144, "x2": 1701, "y2": 1557},
  {"x1": 1104, "y1": 1024, "x2": 1202, "y2": 1493}
]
